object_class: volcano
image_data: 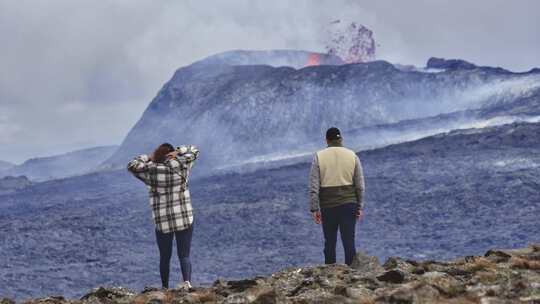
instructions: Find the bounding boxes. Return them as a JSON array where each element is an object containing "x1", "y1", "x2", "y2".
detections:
[{"x1": 103, "y1": 50, "x2": 540, "y2": 172}]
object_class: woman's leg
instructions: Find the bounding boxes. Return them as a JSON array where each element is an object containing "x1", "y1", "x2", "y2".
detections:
[
  {"x1": 175, "y1": 225, "x2": 193, "y2": 282},
  {"x1": 155, "y1": 229, "x2": 174, "y2": 288}
]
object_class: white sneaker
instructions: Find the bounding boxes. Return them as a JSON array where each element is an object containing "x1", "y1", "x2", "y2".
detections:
[{"x1": 177, "y1": 281, "x2": 192, "y2": 290}]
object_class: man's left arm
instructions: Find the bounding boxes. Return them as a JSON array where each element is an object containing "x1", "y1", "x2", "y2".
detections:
[
  {"x1": 309, "y1": 155, "x2": 322, "y2": 224},
  {"x1": 353, "y1": 155, "x2": 365, "y2": 216}
]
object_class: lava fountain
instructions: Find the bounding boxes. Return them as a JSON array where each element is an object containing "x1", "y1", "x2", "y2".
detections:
[
  {"x1": 325, "y1": 20, "x2": 376, "y2": 63},
  {"x1": 306, "y1": 53, "x2": 321, "y2": 66}
]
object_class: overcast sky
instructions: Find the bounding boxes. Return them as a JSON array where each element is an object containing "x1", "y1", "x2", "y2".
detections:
[{"x1": 1, "y1": 0, "x2": 539, "y2": 164}]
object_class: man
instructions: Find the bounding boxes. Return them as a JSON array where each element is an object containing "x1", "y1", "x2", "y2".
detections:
[{"x1": 309, "y1": 127, "x2": 365, "y2": 265}]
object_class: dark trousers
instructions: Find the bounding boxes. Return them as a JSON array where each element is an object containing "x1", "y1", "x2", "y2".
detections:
[
  {"x1": 155, "y1": 225, "x2": 193, "y2": 288},
  {"x1": 321, "y1": 203, "x2": 357, "y2": 265}
]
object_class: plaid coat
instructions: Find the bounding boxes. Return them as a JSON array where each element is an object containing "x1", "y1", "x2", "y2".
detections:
[{"x1": 127, "y1": 145, "x2": 199, "y2": 233}]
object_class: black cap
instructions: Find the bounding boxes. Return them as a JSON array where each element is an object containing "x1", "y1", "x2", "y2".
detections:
[{"x1": 326, "y1": 127, "x2": 341, "y2": 140}]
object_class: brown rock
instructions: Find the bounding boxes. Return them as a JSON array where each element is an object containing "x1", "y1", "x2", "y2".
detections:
[
  {"x1": 226, "y1": 279, "x2": 259, "y2": 292},
  {"x1": 473, "y1": 270, "x2": 500, "y2": 285},
  {"x1": 412, "y1": 283, "x2": 440, "y2": 301},
  {"x1": 223, "y1": 287, "x2": 276, "y2": 304},
  {"x1": 486, "y1": 245, "x2": 540, "y2": 263},
  {"x1": 182, "y1": 290, "x2": 218, "y2": 304},
  {"x1": 383, "y1": 257, "x2": 420, "y2": 276},
  {"x1": 376, "y1": 270, "x2": 406, "y2": 284},
  {"x1": 351, "y1": 251, "x2": 384, "y2": 275},
  {"x1": 345, "y1": 286, "x2": 373, "y2": 300},
  {"x1": 419, "y1": 261, "x2": 453, "y2": 273},
  {"x1": 377, "y1": 282, "x2": 441, "y2": 303},
  {"x1": 21, "y1": 296, "x2": 67, "y2": 304},
  {"x1": 510, "y1": 256, "x2": 540, "y2": 270},
  {"x1": 476, "y1": 297, "x2": 510, "y2": 304},
  {"x1": 80, "y1": 286, "x2": 135, "y2": 303},
  {"x1": 462, "y1": 257, "x2": 497, "y2": 273},
  {"x1": 421, "y1": 271, "x2": 465, "y2": 297},
  {"x1": 351, "y1": 276, "x2": 384, "y2": 291},
  {"x1": 466, "y1": 283, "x2": 503, "y2": 299},
  {"x1": 244, "y1": 285, "x2": 277, "y2": 304},
  {"x1": 131, "y1": 289, "x2": 179, "y2": 304},
  {"x1": 375, "y1": 281, "x2": 443, "y2": 304},
  {"x1": 485, "y1": 249, "x2": 513, "y2": 263}
]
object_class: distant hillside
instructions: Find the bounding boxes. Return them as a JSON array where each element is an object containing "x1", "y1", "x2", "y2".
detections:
[
  {"x1": 0, "y1": 175, "x2": 31, "y2": 195},
  {"x1": 1, "y1": 145, "x2": 118, "y2": 181},
  {"x1": 0, "y1": 160, "x2": 14, "y2": 171}
]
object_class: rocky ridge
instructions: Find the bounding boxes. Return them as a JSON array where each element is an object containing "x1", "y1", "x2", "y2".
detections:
[
  {"x1": 9, "y1": 244, "x2": 540, "y2": 304},
  {"x1": 1, "y1": 145, "x2": 118, "y2": 182}
]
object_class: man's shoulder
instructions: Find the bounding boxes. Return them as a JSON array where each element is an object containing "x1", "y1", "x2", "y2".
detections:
[
  {"x1": 347, "y1": 148, "x2": 360, "y2": 159},
  {"x1": 317, "y1": 146, "x2": 356, "y2": 155}
]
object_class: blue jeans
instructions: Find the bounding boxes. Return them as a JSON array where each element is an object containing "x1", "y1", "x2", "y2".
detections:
[
  {"x1": 155, "y1": 225, "x2": 193, "y2": 288},
  {"x1": 321, "y1": 203, "x2": 357, "y2": 265}
]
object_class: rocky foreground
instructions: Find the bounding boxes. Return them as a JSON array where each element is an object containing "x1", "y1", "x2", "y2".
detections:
[{"x1": 4, "y1": 244, "x2": 540, "y2": 304}]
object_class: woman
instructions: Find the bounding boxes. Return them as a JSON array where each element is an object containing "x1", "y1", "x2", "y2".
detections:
[{"x1": 127, "y1": 143, "x2": 199, "y2": 289}]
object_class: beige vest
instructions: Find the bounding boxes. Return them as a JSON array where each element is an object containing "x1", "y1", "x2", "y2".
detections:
[{"x1": 317, "y1": 147, "x2": 356, "y2": 187}]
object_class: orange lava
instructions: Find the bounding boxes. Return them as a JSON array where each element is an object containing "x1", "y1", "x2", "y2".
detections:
[{"x1": 306, "y1": 53, "x2": 321, "y2": 66}]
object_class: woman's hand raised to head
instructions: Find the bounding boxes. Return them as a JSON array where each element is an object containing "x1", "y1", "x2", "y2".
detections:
[{"x1": 166, "y1": 150, "x2": 179, "y2": 159}]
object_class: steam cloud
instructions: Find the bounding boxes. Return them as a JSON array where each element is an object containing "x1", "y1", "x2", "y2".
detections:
[{"x1": 1, "y1": 0, "x2": 539, "y2": 163}]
